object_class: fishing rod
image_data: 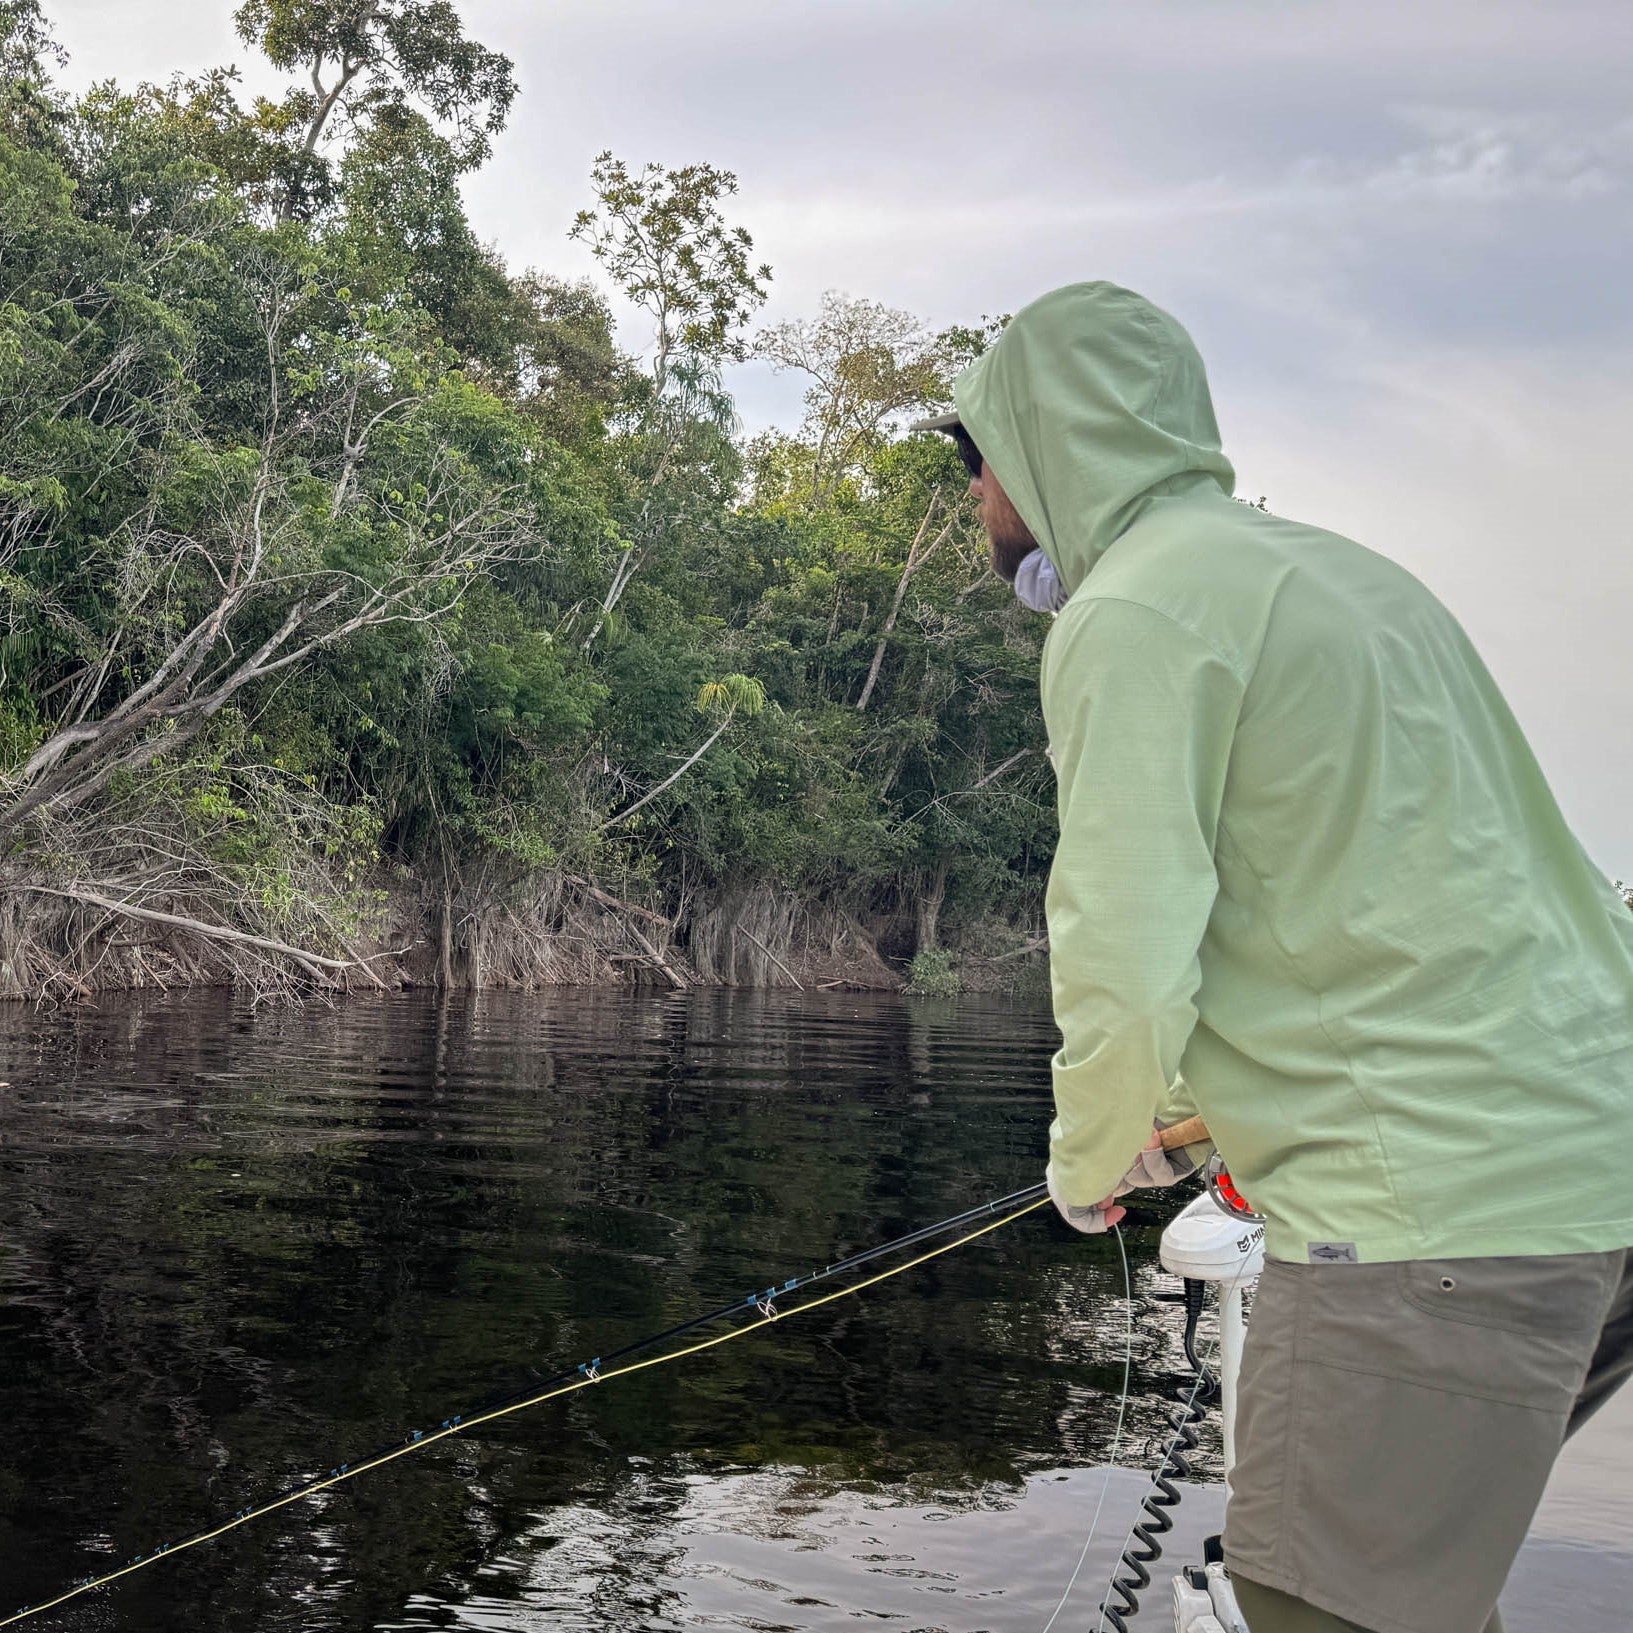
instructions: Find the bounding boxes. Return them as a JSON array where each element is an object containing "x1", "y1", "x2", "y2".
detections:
[{"x1": 2, "y1": 1181, "x2": 1067, "y2": 1627}]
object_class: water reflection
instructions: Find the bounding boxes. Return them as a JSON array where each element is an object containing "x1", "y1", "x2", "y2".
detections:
[
  {"x1": 389, "y1": 1463, "x2": 1211, "y2": 1633},
  {"x1": 0, "y1": 991, "x2": 1207, "y2": 1631}
]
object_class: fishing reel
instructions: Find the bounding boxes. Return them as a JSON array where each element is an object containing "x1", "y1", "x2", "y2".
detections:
[{"x1": 1203, "y1": 1151, "x2": 1262, "y2": 1224}]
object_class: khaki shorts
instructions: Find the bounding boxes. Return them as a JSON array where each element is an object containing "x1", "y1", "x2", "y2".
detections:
[{"x1": 1223, "y1": 1248, "x2": 1633, "y2": 1633}]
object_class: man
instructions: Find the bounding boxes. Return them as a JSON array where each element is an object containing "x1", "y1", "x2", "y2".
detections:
[{"x1": 915, "y1": 282, "x2": 1633, "y2": 1633}]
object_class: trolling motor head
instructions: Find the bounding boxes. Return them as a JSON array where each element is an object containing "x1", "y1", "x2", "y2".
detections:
[{"x1": 1159, "y1": 1156, "x2": 1265, "y2": 1284}]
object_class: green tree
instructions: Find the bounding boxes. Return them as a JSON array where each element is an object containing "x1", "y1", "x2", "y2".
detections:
[
  {"x1": 0, "y1": 0, "x2": 66, "y2": 147},
  {"x1": 571, "y1": 150, "x2": 771, "y2": 397},
  {"x1": 597, "y1": 673, "x2": 767, "y2": 833},
  {"x1": 566, "y1": 155, "x2": 764, "y2": 649},
  {"x1": 753, "y1": 291, "x2": 958, "y2": 503},
  {"x1": 233, "y1": 0, "x2": 517, "y2": 220},
  {"x1": 0, "y1": 2, "x2": 1052, "y2": 1000}
]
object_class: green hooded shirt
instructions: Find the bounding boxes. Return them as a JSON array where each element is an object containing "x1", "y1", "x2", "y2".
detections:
[{"x1": 954, "y1": 282, "x2": 1633, "y2": 1264}]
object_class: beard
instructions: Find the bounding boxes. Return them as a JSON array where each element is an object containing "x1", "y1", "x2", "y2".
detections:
[{"x1": 983, "y1": 489, "x2": 1040, "y2": 583}]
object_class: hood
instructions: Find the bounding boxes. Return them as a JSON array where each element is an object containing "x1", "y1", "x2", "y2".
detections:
[{"x1": 952, "y1": 282, "x2": 1235, "y2": 595}]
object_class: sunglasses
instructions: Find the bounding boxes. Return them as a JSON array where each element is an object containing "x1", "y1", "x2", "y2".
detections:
[{"x1": 949, "y1": 426, "x2": 985, "y2": 481}]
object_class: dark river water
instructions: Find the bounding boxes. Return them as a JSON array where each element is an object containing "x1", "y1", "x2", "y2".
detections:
[
  {"x1": 4, "y1": 991, "x2": 1630, "y2": 1633},
  {"x1": 0, "y1": 991, "x2": 1207, "y2": 1633}
]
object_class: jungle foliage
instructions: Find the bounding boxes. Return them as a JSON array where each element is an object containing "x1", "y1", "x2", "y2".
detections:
[{"x1": 0, "y1": 0, "x2": 1055, "y2": 997}]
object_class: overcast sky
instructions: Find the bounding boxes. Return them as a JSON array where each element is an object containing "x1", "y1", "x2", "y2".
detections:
[{"x1": 48, "y1": 0, "x2": 1633, "y2": 874}]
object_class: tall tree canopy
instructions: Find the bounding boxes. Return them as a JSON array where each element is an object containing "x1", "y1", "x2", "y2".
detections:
[{"x1": 233, "y1": 0, "x2": 517, "y2": 218}]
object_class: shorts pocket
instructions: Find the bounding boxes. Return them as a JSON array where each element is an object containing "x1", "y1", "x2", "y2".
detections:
[
  {"x1": 1397, "y1": 1253, "x2": 1618, "y2": 1336},
  {"x1": 1297, "y1": 1258, "x2": 1599, "y2": 1409}
]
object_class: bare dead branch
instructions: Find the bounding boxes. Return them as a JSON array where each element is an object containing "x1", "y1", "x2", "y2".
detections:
[
  {"x1": 15, "y1": 885, "x2": 354, "y2": 972},
  {"x1": 855, "y1": 498, "x2": 957, "y2": 712},
  {"x1": 968, "y1": 748, "x2": 1036, "y2": 791},
  {"x1": 732, "y1": 921, "x2": 804, "y2": 990},
  {"x1": 593, "y1": 714, "x2": 733, "y2": 832}
]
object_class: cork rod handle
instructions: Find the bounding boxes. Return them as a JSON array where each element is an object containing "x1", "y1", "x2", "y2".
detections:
[{"x1": 1157, "y1": 1114, "x2": 1211, "y2": 1151}]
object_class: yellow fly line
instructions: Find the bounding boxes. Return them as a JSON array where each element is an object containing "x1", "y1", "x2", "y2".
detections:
[{"x1": 2, "y1": 1195, "x2": 1052, "y2": 1629}]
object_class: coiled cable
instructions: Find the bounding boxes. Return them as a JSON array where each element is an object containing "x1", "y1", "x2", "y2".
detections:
[{"x1": 1096, "y1": 1278, "x2": 1217, "y2": 1632}]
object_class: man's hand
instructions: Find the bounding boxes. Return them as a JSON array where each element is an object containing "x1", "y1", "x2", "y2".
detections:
[
  {"x1": 1114, "y1": 1122, "x2": 1203, "y2": 1194},
  {"x1": 1046, "y1": 1161, "x2": 1127, "y2": 1234}
]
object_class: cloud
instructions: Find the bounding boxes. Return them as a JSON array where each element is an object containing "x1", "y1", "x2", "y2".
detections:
[{"x1": 1290, "y1": 106, "x2": 1632, "y2": 203}]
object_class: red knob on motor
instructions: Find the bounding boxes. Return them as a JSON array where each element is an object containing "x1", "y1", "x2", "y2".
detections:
[{"x1": 1203, "y1": 1152, "x2": 1263, "y2": 1222}]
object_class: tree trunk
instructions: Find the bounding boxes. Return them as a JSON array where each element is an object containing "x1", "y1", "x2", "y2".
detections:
[
  {"x1": 856, "y1": 499, "x2": 955, "y2": 713},
  {"x1": 916, "y1": 859, "x2": 947, "y2": 953}
]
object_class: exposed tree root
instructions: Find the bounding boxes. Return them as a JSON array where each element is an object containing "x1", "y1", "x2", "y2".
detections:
[{"x1": 0, "y1": 868, "x2": 941, "y2": 1003}]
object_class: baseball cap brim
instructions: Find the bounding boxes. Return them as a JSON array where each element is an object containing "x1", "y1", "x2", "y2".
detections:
[{"x1": 908, "y1": 411, "x2": 963, "y2": 435}]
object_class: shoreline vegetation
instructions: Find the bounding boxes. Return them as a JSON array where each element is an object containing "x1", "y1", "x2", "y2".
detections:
[
  {"x1": 0, "y1": 2, "x2": 1054, "y2": 1004},
  {"x1": 4, "y1": 6, "x2": 1625, "y2": 1006}
]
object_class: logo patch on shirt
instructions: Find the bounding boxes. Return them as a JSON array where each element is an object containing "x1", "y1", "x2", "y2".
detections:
[{"x1": 1308, "y1": 1241, "x2": 1359, "y2": 1264}]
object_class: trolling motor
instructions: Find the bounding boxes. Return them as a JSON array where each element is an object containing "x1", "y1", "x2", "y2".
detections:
[
  {"x1": 1099, "y1": 1153, "x2": 1264, "y2": 1633},
  {"x1": 1168, "y1": 1155, "x2": 1266, "y2": 1484}
]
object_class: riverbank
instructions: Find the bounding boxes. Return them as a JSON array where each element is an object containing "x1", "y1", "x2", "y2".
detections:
[{"x1": 0, "y1": 874, "x2": 1049, "y2": 1003}]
